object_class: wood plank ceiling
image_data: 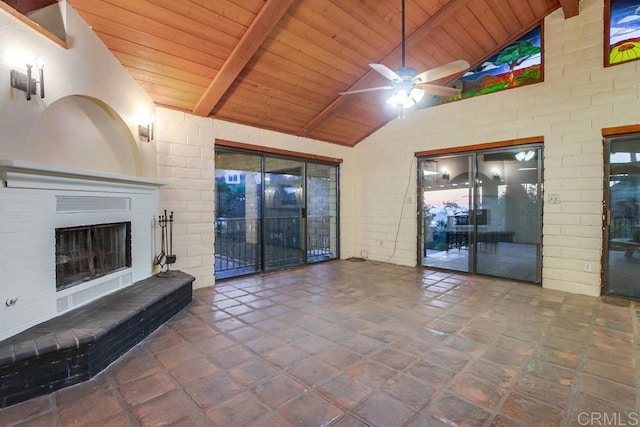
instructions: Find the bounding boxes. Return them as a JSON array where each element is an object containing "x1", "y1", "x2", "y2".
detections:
[{"x1": 63, "y1": 0, "x2": 579, "y2": 147}]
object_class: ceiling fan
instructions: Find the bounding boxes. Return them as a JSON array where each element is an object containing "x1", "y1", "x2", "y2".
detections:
[{"x1": 339, "y1": 0, "x2": 470, "y2": 117}]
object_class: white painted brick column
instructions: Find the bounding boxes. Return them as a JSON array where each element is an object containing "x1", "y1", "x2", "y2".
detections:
[{"x1": 155, "y1": 108, "x2": 215, "y2": 288}]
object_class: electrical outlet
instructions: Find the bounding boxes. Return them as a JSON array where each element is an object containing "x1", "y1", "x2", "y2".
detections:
[
  {"x1": 548, "y1": 194, "x2": 560, "y2": 204},
  {"x1": 583, "y1": 262, "x2": 592, "y2": 273}
]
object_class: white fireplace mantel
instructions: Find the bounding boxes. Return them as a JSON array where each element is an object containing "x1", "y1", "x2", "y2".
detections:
[{"x1": 0, "y1": 159, "x2": 167, "y2": 191}]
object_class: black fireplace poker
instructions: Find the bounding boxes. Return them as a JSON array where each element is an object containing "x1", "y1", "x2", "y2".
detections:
[{"x1": 156, "y1": 210, "x2": 177, "y2": 277}]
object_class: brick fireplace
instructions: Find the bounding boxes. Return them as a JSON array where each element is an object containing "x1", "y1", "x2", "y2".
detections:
[{"x1": 0, "y1": 159, "x2": 166, "y2": 341}]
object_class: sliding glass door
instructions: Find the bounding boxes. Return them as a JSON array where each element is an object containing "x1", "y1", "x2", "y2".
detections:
[
  {"x1": 215, "y1": 149, "x2": 339, "y2": 279},
  {"x1": 419, "y1": 145, "x2": 542, "y2": 283},
  {"x1": 264, "y1": 158, "x2": 305, "y2": 270},
  {"x1": 475, "y1": 148, "x2": 542, "y2": 282},
  {"x1": 420, "y1": 155, "x2": 474, "y2": 273},
  {"x1": 604, "y1": 134, "x2": 640, "y2": 298}
]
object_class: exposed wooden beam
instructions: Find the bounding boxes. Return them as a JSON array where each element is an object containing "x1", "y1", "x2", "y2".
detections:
[
  {"x1": 298, "y1": 0, "x2": 469, "y2": 137},
  {"x1": 559, "y1": 0, "x2": 579, "y2": 18},
  {"x1": 192, "y1": 0, "x2": 295, "y2": 117},
  {"x1": 2, "y1": 0, "x2": 58, "y2": 15}
]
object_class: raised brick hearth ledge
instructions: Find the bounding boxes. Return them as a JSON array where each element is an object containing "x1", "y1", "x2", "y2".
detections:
[{"x1": 0, "y1": 271, "x2": 194, "y2": 408}]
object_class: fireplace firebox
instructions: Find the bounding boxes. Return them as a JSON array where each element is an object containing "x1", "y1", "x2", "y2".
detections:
[{"x1": 55, "y1": 222, "x2": 132, "y2": 290}]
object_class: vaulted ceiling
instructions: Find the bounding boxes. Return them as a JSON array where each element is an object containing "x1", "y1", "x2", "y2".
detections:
[{"x1": 58, "y1": 1, "x2": 578, "y2": 146}]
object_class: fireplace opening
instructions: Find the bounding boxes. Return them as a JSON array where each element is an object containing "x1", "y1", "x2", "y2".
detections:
[{"x1": 55, "y1": 222, "x2": 132, "y2": 291}]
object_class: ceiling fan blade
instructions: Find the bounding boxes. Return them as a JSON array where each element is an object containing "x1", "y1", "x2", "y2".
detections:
[
  {"x1": 369, "y1": 64, "x2": 402, "y2": 82},
  {"x1": 416, "y1": 83, "x2": 461, "y2": 97},
  {"x1": 412, "y1": 59, "x2": 470, "y2": 84},
  {"x1": 339, "y1": 85, "x2": 395, "y2": 95}
]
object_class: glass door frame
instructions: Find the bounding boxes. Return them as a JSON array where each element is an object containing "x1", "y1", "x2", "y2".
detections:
[
  {"x1": 417, "y1": 142, "x2": 544, "y2": 283},
  {"x1": 215, "y1": 143, "x2": 340, "y2": 279},
  {"x1": 602, "y1": 132, "x2": 640, "y2": 298}
]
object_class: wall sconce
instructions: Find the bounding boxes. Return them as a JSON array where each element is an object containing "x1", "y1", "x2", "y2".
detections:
[
  {"x1": 10, "y1": 59, "x2": 44, "y2": 100},
  {"x1": 138, "y1": 117, "x2": 154, "y2": 142},
  {"x1": 493, "y1": 170, "x2": 501, "y2": 181},
  {"x1": 442, "y1": 171, "x2": 450, "y2": 181}
]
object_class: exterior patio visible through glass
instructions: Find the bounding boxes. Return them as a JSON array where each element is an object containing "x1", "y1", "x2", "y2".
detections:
[
  {"x1": 418, "y1": 145, "x2": 543, "y2": 283},
  {"x1": 215, "y1": 150, "x2": 338, "y2": 279}
]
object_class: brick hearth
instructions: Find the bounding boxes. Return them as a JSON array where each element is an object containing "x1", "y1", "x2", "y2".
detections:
[{"x1": 0, "y1": 271, "x2": 193, "y2": 408}]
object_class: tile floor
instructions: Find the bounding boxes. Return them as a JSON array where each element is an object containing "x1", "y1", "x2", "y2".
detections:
[{"x1": 0, "y1": 260, "x2": 638, "y2": 426}]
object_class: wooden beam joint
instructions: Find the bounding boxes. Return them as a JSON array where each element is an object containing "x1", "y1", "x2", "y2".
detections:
[
  {"x1": 192, "y1": 0, "x2": 295, "y2": 117},
  {"x1": 559, "y1": 0, "x2": 579, "y2": 19}
]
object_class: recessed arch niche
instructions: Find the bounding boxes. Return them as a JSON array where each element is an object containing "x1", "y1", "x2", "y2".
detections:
[{"x1": 24, "y1": 95, "x2": 141, "y2": 176}]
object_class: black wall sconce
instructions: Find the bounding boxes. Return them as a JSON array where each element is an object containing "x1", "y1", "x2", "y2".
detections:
[
  {"x1": 442, "y1": 171, "x2": 450, "y2": 181},
  {"x1": 10, "y1": 60, "x2": 44, "y2": 100},
  {"x1": 138, "y1": 119, "x2": 154, "y2": 142}
]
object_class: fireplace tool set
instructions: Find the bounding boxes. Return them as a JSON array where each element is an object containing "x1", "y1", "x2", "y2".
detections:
[{"x1": 156, "y1": 210, "x2": 177, "y2": 277}]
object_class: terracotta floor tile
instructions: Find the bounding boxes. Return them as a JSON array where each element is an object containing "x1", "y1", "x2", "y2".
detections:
[
  {"x1": 279, "y1": 392, "x2": 343, "y2": 426},
  {"x1": 406, "y1": 360, "x2": 456, "y2": 389},
  {"x1": 1, "y1": 260, "x2": 638, "y2": 426},
  {"x1": 119, "y1": 372, "x2": 175, "y2": 406},
  {"x1": 228, "y1": 358, "x2": 279, "y2": 386},
  {"x1": 427, "y1": 393, "x2": 492, "y2": 426},
  {"x1": 330, "y1": 414, "x2": 369, "y2": 426},
  {"x1": 111, "y1": 351, "x2": 161, "y2": 385},
  {"x1": 0, "y1": 396, "x2": 54, "y2": 426},
  {"x1": 292, "y1": 334, "x2": 336, "y2": 354},
  {"x1": 58, "y1": 390, "x2": 124, "y2": 426},
  {"x1": 205, "y1": 391, "x2": 269, "y2": 426},
  {"x1": 316, "y1": 345, "x2": 363, "y2": 369},
  {"x1": 384, "y1": 373, "x2": 437, "y2": 410},
  {"x1": 370, "y1": 348, "x2": 416, "y2": 370},
  {"x1": 168, "y1": 356, "x2": 220, "y2": 385},
  {"x1": 493, "y1": 335, "x2": 537, "y2": 356},
  {"x1": 500, "y1": 391, "x2": 565, "y2": 426},
  {"x1": 579, "y1": 373, "x2": 638, "y2": 408},
  {"x1": 207, "y1": 343, "x2": 255, "y2": 368},
  {"x1": 316, "y1": 375, "x2": 374, "y2": 410},
  {"x1": 288, "y1": 356, "x2": 339, "y2": 387},
  {"x1": 511, "y1": 374, "x2": 572, "y2": 409},
  {"x1": 184, "y1": 373, "x2": 243, "y2": 408},
  {"x1": 346, "y1": 360, "x2": 397, "y2": 388},
  {"x1": 252, "y1": 373, "x2": 306, "y2": 409},
  {"x1": 142, "y1": 331, "x2": 186, "y2": 354},
  {"x1": 533, "y1": 345, "x2": 581, "y2": 369},
  {"x1": 482, "y1": 347, "x2": 528, "y2": 368},
  {"x1": 582, "y1": 358, "x2": 636, "y2": 387},
  {"x1": 262, "y1": 345, "x2": 310, "y2": 369},
  {"x1": 448, "y1": 374, "x2": 506, "y2": 410},
  {"x1": 353, "y1": 392, "x2": 416, "y2": 426},
  {"x1": 465, "y1": 359, "x2": 518, "y2": 389},
  {"x1": 569, "y1": 391, "x2": 639, "y2": 426},
  {"x1": 423, "y1": 346, "x2": 473, "y2": 371},
  {"x1": 153, "y1": 343, "x2": 203, "y2": 369}
]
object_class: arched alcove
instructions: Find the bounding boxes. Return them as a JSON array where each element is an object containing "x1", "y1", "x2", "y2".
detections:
[{"x1": 24, "y1": 95, "x2": 141, "y2": 176}]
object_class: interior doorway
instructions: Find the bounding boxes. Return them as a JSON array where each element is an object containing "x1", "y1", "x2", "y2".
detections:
[
  {"x1": 418, "y1": 144, "x2": 543, "y2": 283},
  {"x1": 604, "y1": 133, "x2": 640, "y2": 299}
]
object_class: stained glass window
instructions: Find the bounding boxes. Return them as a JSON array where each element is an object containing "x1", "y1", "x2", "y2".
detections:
[
  {"x1": 425, "y1": 26, "x2": 543, "y2": 107},
  {"x1": 606, "y1": 0, "x2": 640, "y2": 66}
]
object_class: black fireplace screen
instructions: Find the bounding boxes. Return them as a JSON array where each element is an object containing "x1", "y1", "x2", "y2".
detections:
[{"x1": 55, "y1": 222, "x2": 131, "y2": 291}]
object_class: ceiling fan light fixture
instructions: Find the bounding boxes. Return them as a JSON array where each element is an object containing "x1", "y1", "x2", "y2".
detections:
[
  {"x1": 386, "y1": 87, "x2": 424, "y2": 118},
  {"x1": 386, "y1": 88, "x2": 424, "y2": 109}
]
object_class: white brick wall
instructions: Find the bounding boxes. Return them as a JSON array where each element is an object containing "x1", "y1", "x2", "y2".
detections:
[
  {"x1": 155, "y1": 109, "x2": 353, "y2": 289},
  {"x1": 352, "y1": 0, "x2": 640, "y2": 296}
]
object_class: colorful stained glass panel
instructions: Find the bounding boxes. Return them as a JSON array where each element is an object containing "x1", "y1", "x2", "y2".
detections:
[
  {"x1": 607, "y1": 0, "x2": 640, "y2": 66},
  {"x1": 424, "y1": 26, "x2": 543, "y2": 107}
]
